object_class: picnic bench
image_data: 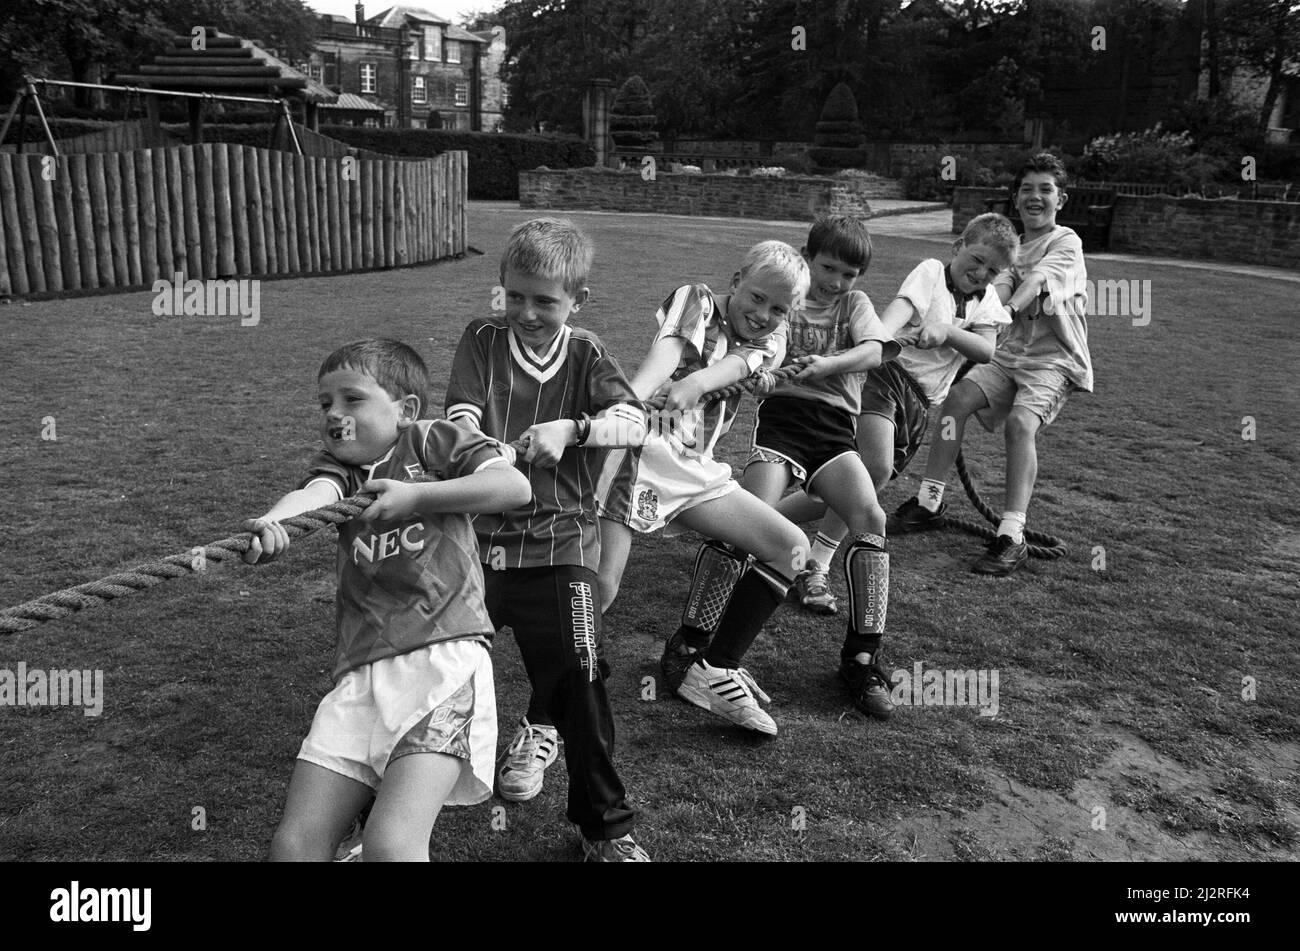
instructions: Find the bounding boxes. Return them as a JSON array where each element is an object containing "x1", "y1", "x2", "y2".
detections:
[{"x1": 984, "y1": 184, "x2": 1117, "y2": 251}]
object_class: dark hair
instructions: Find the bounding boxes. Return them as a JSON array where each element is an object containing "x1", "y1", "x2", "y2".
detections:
[
  {"x1": 1012, "y1": 152, "x2": 1069, "y2": 193},
  {"x1": 805, "y1": 214, "x2": 872, "y2": 272},
  {"x1": 318, "y1": 338, "x2": 430, "y2": 415}
]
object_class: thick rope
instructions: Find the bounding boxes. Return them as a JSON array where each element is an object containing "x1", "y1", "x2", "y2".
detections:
[
  {"x1": 0, "y1": 438, "x2": 533, "y2": 635},
  {"x1": 0, "y1": 495, "x2": 374, "y2": 634}
]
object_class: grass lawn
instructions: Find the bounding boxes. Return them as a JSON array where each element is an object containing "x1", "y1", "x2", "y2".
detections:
[{"x1": 1, "y1": 203, "x2": 1297, "y2": 862}]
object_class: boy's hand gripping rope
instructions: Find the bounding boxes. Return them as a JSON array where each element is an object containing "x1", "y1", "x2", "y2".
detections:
[{"x1": 0, "y1": 438, "x2": 532, "y2": 635}]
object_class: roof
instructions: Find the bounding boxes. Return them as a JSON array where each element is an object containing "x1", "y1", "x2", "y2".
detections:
[
  {"x1": 370, "y1": 6, "x2": 490, "y2": 42},
  {"x1": 113, "y1": 28, "x2": 337, "y2": 104},
  {"x1": 320, "y1": 93, "x2": 388, "y2": 112}
]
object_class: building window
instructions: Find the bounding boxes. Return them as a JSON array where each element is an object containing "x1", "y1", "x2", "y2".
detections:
[
  {"x1": 454, "y1": 82, "x2": 469, "y2": 106},
  {"x1": 413, "y1": 76, "x2": 426, "y2": 103},
  {"x1": 360, "y1": 62, "x2": 376, "y2": 93},
  {"x1": 424, "y1": 26, "x2": 442, "y2": 61},
  {"x1": 409, "y1": 34, "x2": 421, "y2": 59},
  {"x1": 323, "y1": 52, "x2": 338, "y2": 88},
  {"x1": 363, "y1": 117, "x2": 380, "y2": 128},
  {"x1": 446, "y1": 40, "x2": 460, "y2": 64}
]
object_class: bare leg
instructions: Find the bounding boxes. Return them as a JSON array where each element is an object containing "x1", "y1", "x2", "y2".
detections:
[
  {"x1": 920, "y1": 380, "x2": 988, "y2": 483},
  {"x1": 1002, "y1": 407, "x2": 1041, "y2": 514},
  {"x1": 269, "y1": 760, "x2": 374, "y2": 862},
  {"x1": 597, "y1": 517, "x2": 633, "y2": 613},
  {"x1": 362, "y1": 752, "x2": 461, "y2": 863}
]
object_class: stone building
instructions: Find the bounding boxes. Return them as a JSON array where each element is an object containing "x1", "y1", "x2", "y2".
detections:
[{"x1": 304, "y1": 4, "x2": 505, "y2": 131}]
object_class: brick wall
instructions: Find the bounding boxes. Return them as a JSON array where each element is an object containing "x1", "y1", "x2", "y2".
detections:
[
  {"x1": 951, "y1": 187, "x2": 1300, "y2": 268},
  {"x1": 1108, "y1": 196, "x2": 1300, "y2": 268},
  {"x1": 518, "y1": 169, "x2": 878, "y2": 220}
]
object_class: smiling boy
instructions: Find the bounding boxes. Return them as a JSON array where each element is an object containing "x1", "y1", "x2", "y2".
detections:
[
  {"x1": 777, "y1": 212, "x2": 1020, "y2": 612},
  {"x1": 593, "y1": 241, "x2": 812, "y2": 736},
  {"x1": 445, "y1": 217, "x2": 651, "y2": 861},
  {"x1": 890, "y1": 154, "x2": 1094, "y2": 577}
]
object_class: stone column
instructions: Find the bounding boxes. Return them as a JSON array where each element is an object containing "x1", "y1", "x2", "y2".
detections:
[{"x1": 582, "y1": 79, "x2": 615, "y2": 167}]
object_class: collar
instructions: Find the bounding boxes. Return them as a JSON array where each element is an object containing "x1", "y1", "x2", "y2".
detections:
[{"x1": 945, "y1": 264, "x2": 979, "y2": 322}]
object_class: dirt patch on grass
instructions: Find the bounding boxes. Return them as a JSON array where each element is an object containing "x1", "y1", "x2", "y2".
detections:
[{"x1": 894, "y1": 727, "x2": 1300, "y2": 861}]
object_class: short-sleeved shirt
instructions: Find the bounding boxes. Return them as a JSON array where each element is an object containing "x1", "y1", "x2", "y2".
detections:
[
  {"x1": 893, "y1": 258, "x2": 1012, "y2": 405},
  {"x1": 991, "y1": 225, "x2": 1094, "y2": 392},
  {"x1": 299, "y1": 419, "x2": 508, "y2": 682},
  {"x1": 445, "y1": 317, "x2": 643, "y2": 570},
  {"x1": 654, "y1": 283, "x2": 787, "y2": 459},
  {"x1": 767, "y1": 289, "x2": 897, "y2": 415}
]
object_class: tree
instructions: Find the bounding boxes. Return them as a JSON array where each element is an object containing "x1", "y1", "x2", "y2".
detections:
[
  {"x1": 609, "y1": 75, "x2": 660, "y2": 152},
  {"x1": 810, "y1": 81, "x2": 865, "y2": 167},
  {"x1": 1216, "y1": 0, "x2": 1300, "y2": 132}
]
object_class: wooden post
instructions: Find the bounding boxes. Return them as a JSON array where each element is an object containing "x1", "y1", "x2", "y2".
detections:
[
  {"x1": 152, "y1": 147, "x2": 174, "y2": 279},
  {"x1": 0, "y1": 156, "x2": 29, "y2": 295},
  {"x1": 0, "y1": 169, "x2": 8, "y2": 296},
  {"x1": 68, "y1": 154, "x2": 96, "y2": 287},
  {"x1": 188, "y1": 98, "x2": 203, "y2": 144},
  {"x1": 349, "y1": 159, "x2": 362, "y2": 270},
  {"x1": 292, "y1": 152, "x2": 310, "y2": 272},
  {"x1": 269, "y1": 149, "x2": 286, "y2": 273},
  {"x1": 382, "y1": 160, "x2": 395, "y2": 267},
  {"x1": 429, "y1": 155, "x2": 442, "y2": 261},
  {"x1": 282, "y1": 151, "x2": 300, "y2": 273},
  {"x1": 120, "y1": 151, "x2": 141, "y2": 285},
  {"x1": 393, "y1": 160, "x2": 407, "y2": 266},
  {"x1": 257, "y1": 147, "x2": 276, "y2": 274},
  {"x1": 31, "y1": 154, "x2": 63, "y2": 291},
  {"x1": 135, "y1": 149, "x2": 157, "y2": 285},
  {"x1": 169, "y1": 147, "x2": 191, "y2": 277},
  {"x1": 245, "y1": 146, "x2": 266, "y2": 275},
  {"x1": 86, "y1": 153, "x2": 114, "y2": 285},
  {"x1": 212, "y1": 143, "x2": 235, "y2": 276},
  {"x1": 229, "y1": 144, "x2": 250, "y2": 275},
  {"x1": 360, "y1": 158, "x2": 374, "y2": 269},
  {"x1": 314, "y1": 155, "x2": 329, "y2": 271},
  {"x1": 196, "y1": 144, "x2": 218, "y2": 278},
  {"x1": 326, "y1": 157, "x2": 341, "y2": 271},
  {"x1": 14, "y1": 151, "x2": 47, "y2": 292},
  {"x1": 338, "y1": 156, "x2": 352, "y2": 270},
  {"x1": 53, "y1": 155, "x2": 80, "y2": 289}
]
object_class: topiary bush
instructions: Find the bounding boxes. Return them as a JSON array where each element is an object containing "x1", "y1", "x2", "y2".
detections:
[
  {"x1": 810, "y1": 83, "x2": 866, "y2": 169},
  {"x1": 610, "y1": 75, "x2": 661, "y2": 154}
]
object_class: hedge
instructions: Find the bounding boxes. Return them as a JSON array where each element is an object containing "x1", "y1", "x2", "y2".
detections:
[{"x1": 319, "y1": 127, "x2": 595, "y2": 199}]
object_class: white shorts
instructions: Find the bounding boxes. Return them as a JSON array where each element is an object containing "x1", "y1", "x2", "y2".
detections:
[
  {"x1": 596, "y1": 432, "x2": 739, "y2": 534},
  {"x1": 298, "y1": 639, "x2": 497, "y2": 805},
  {"x1": 966, "y1": 361, "x2": 1073, "y2": 432}
]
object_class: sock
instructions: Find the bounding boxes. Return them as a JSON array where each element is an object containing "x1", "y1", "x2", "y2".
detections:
[
  {"x1": 997, "y1": 511, "x2": 1026, "y2": 544},
  {"x1": 808, "y1": 532, "x2": 840, "y2": 568},
  {"x1": 917, "y1": 479, "x2": 946, "y2": 512},
  {"x1": 703, "y1": 563, "x2": 792, "y2": 670},
  {"x1": 674, "y1": 623, "x2": 712, "y2": 652}
]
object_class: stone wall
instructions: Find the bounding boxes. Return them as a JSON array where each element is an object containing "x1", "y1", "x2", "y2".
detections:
[
  {"x1": 518, "y1": 168, "x2": 877, "y2": 220},
  {"x1": 950, "y1": 186, "x2": 1300, "y2": 268}
]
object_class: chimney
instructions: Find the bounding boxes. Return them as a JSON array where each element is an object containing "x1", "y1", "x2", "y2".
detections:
[{"x1": 355, "y1": 3, "x2": 365, "y2": 25}]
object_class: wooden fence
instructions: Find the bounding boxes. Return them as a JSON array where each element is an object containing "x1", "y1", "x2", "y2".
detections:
[
  {"x1": 0, "y1": 117, "x2": 182, "y2": 155},
  {"x1": 0, "y1": 142, "x2": 467, "y2": 296}
]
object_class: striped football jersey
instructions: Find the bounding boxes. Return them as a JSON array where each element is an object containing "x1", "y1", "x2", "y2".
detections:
[
  {"x1": 446, "y1": 317, "x2": 642, "y2": 569},
  {"x1": 655, "y1": 283, "x2": 787, "y2": 458},
  {"x1": 299, "y1": 419, "x2": 507, "y2": 681}
]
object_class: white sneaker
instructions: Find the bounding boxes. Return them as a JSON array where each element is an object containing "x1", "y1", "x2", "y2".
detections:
[
  {"x1": 676, "y1": 658, "x2": 777, "y2": 735},
  {"x1": 496, "y1": 717, "x2": 560, "y2": 802},
  {"x1": 795, "y1": 559, "x2": 838, "y2": 615}
]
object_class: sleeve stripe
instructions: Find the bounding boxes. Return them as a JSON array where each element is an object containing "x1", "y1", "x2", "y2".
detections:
[
  {"x1": 474, "y1": 456, "x2": 510, "y2": 473},
  {"x1": 447, "y1": 403, "x2": 482, "y2": 423},
  {"x1": 302, "y1": 476, "x2": 344, "y2": 500},
  {"x1": 603, "y1": 403, "x2": 646, "y2": 425}
]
